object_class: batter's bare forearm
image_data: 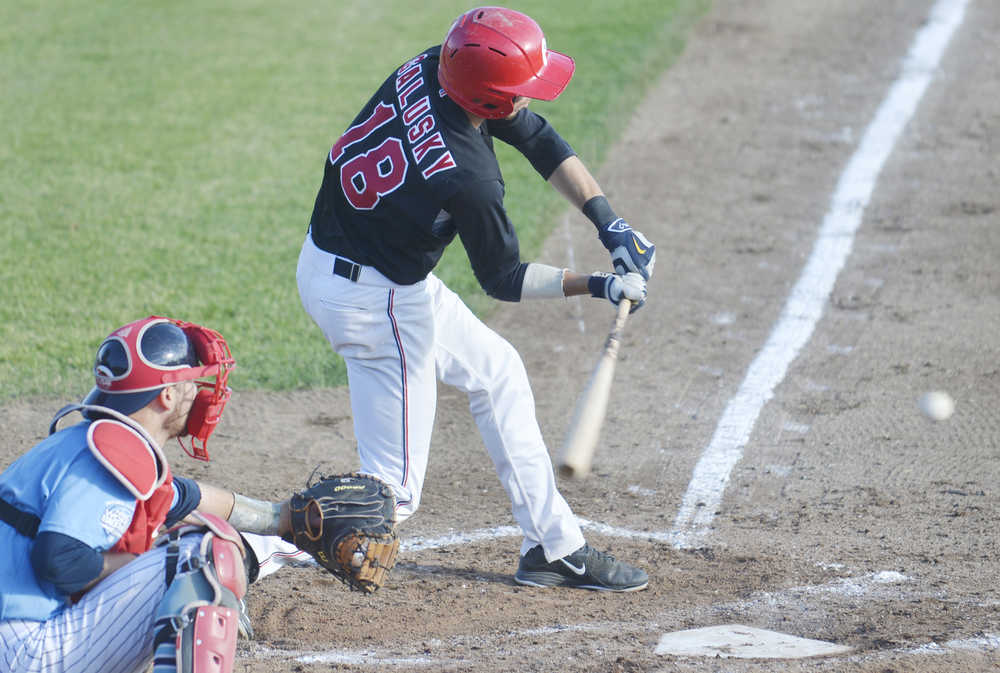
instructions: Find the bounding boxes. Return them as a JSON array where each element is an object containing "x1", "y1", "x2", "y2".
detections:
[
  {"x1": 547, "y1": 156, "x2": 603, "y2": 209},
  {"x1": 562, "y1": 271, "x2": 593, "y2": 297}
]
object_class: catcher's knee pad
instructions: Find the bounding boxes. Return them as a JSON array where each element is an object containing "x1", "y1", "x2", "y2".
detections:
[{"x1": 151, "y1": 513, "x2": 250, "y2": 673}]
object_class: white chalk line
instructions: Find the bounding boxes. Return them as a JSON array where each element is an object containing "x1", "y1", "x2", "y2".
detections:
[
  {"x1": 270, "y1": 517, "x2": 671, "y2": 575},
  {"x1": 245, "y1": 642, "x2": 442, "y2": 667},
  {"x1": 246, "y1": 570, "x2": 999, "y2": 666},
  {"x1": 901, "y1": 633, "x2": 1000, "y2": 655},
  {"x1": 401, "y1": 517, "x2": 673, "y2": 554},
  {"x1": 560, "y1": 213, "x2": 587, "y2": 334},
  {"x1": 401, "y1": 524, "x2": 522, "y2": 552},
  {"x1": 669, "y1": 0, "x2": 970, "y2": 550},
  {"x1": 399, "y1": 516, "x2": 675, "y2": 552}
]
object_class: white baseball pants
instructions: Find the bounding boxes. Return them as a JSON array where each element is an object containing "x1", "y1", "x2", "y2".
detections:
[{"x1": 297, "y1": 234, "x2": 585, "y2": 561}]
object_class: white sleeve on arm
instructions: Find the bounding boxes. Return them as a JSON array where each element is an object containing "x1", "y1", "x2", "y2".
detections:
[{"x1": 520, "y1": 263, "x2": 566, "y2": 300}]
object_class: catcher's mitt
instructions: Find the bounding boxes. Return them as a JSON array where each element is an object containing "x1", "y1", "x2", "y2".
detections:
[{"x1": 284, "y1": 473, "x2": 399, "y2": 593}]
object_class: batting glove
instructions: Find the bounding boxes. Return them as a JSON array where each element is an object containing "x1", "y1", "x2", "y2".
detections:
[
  {"x1": 598, "y1": 219, "x2": 657, "y2": 280},
  {"x1": 588, "y1": 272, "x2": 647, "y2": 313}
]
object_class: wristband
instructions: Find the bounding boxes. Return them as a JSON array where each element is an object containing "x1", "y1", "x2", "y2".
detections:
[
  {"x1": 587, "y1": 272, "x2": 612, "y2": 298},
  {"x1": 582, "y1": 195, "x2": 619, "y2": 230}
]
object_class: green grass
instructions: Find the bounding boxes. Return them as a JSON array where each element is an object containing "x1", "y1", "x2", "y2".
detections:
[{"x1": 0, "y1": 0, "x2": 707, "y2": 400}]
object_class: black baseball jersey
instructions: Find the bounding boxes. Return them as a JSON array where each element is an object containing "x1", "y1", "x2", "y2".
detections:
[{"x1": 308, "y1": 46, "x2": 575, "y2": 300}]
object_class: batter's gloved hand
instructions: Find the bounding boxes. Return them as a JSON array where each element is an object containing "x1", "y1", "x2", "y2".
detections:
[
  {"x1": 597, "y1": 219, "x2": 656, "y2": 280},
  {"x1": 283, "y1": 473, "x2": 400, "y2": 593},
  {"x1": 589, "y1": 271, "x2": 646, "y2": 313}
]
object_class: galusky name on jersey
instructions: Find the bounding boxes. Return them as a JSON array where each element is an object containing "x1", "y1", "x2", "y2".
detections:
[{"x1": 329, "y1": 52, "x2": 456, "y2": 211}]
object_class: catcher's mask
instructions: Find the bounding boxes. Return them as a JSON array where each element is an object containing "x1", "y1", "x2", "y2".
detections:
[
  {"x1": 82, "y1": 315, "x2": 235, "y2": 461},
  {"x1": 438, "y1": 6, "x2": 575, "y2": 120}
]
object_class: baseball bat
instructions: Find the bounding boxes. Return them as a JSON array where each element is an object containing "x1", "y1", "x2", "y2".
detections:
[{"x1": 557, "y1": 299, "x2": 632, "y2": 479}]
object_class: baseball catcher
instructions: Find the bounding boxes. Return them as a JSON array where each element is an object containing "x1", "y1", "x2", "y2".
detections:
[
  {"x1": 0, "y1": 315, "x2": 398, "y2": 673},
  {"x1": 283, "y1": 473, "x2": 400, "y2": 593},
  {"x1": 0, "y1": 316, "x2": 256, "y2": 673}
]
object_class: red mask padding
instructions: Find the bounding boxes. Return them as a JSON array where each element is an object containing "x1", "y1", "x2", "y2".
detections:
[
  {"x1": 169, "y1": 320, "x2": 235, "y2": 461},
  {"x1": 183, "y1": 386, "x2": 231, "y2": 460}
]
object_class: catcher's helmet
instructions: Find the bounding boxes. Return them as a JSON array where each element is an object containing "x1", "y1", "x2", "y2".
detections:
[
  {"x1": 84, "y1": 317, "x2": 199, "y2": 415},
  {"x1": 438, "y1": 7, "x2": 575, "y2": 120},
  {"x1": 83, "y1": 316, "x2": 235, "y2": 459}
]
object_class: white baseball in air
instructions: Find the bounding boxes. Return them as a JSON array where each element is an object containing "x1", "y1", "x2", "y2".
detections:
[{"x1": 918, "y1": 391, "x2": 955, "y2": 421}]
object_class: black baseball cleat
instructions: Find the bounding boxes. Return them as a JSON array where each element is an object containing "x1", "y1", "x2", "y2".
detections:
[{"x1": 514, "y1": 543, "x2": 649, "y2": 592}]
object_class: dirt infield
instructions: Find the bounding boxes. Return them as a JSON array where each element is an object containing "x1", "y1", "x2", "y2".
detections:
[{"x1": 3, "y1": 0, "x2": 998, "y2": 671}]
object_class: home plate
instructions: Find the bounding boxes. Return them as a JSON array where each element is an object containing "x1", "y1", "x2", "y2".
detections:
[{"x1": 655, "y1": 625, "x2": 852, "y2": 659}]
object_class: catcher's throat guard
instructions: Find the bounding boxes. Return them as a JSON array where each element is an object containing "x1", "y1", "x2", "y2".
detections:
[
  {"x1": 167, "y1": 319, "x2": 235, "y2": 461},
  {"x1": 285, "y1": 473, "x2": 400, "y2": 593}
]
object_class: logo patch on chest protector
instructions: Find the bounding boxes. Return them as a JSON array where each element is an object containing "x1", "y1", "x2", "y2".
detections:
[{"x1": 101, "y1": 502, "x2": 134, "y2": 540}]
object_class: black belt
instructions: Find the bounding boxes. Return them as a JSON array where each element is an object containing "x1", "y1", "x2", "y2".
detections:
[
  {"x1": 333, "y1": 257, "x2": 361, "y2": 282},
  {"x1": 0, "y1": 496, "x2": 40, "y2": 539}
]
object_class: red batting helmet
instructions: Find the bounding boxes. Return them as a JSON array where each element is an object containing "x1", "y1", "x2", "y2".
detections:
[
  {"x1": 83, "y1": 316, "x2": 235, "y2": 460},
  {"x1": 438, "y1": 7, "x2": 576, "y2": 119}
]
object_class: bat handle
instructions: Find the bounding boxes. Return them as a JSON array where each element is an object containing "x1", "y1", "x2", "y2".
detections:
[
  {"x1": 616, "y1": 298, "x2": 632, "y2": 321},
  {"x1": 607, "y1": 299, "x2": 631, "y2": 353}
]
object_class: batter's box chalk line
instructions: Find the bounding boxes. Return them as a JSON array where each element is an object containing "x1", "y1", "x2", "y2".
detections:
[{"x1": 400, "y1": 517, "x2": 678, "y2": 554}]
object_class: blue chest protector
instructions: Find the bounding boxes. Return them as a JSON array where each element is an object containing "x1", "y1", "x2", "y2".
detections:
[{"x1": 0, "y1": 422, "x2": 140, "y2": 620}]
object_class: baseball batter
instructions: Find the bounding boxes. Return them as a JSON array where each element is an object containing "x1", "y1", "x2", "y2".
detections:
[
  {"x1": 297, "y1": 7, "x2": 655, "y2": 591},
  {"x1": 0, "y1": 316, "x2": 383, "y2": 672}
]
